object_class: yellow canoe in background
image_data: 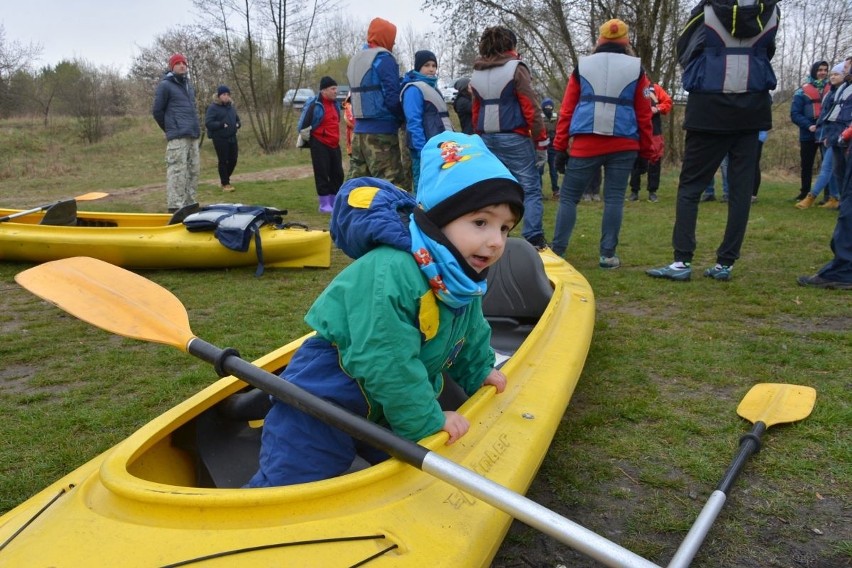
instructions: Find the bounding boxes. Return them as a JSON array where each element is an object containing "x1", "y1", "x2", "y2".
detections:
[
  {"x1": 0, "y1": 242, "x2": 594, "y2": 567},
  {"x1": 0, "y1": 208, "x2": 331, "y2": 269}
]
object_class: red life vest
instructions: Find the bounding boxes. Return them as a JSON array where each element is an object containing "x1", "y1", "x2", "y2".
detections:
[{"x1": 801, "y1": 83, "x2": 830, "y2": 118}]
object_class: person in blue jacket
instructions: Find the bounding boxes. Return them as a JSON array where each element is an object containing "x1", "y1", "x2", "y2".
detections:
[
  {"x1": 346, "y1": 18, "x2": 406, "y2": 188},
  {"x1": 790, "y1": 60, "x2": 830, "y2": 201},
  {"x1": 245, "y1": 132, "x2": 524, "y2": 487},
  {"x1": 205, "y1": 85, "x2": 241, "y2": 192},
  {"x1": 401, "y1": 49, "x2": 454, "y2": 193},
  {"x1": 152, "y1": 53, "x2": 201, "y2": 213}
]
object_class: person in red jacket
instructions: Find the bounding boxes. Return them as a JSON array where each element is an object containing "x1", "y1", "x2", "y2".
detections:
[
  {"x1": 628, "y1": 82, "x2": 672, "y2": 202},
  {"x1": 550, "y1": 19, "x2": 654, "y2": 269}
]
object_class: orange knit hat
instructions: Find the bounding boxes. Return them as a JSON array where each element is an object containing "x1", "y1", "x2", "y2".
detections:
[{"x1": 597, "y1": 19, "x2": 630, "y2": 46}]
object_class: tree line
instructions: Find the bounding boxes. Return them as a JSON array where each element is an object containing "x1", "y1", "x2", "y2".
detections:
[{"x1": 1, "y1": 1, "x2": 850, "y2": 149}]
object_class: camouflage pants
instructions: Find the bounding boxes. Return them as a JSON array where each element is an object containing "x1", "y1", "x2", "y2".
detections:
[
  {"x1": 165, "y1": 137, "x2": 200, "y2": 211},
  {"x1": 348, "y1": 133, "x2": 408, "y2": 189}
]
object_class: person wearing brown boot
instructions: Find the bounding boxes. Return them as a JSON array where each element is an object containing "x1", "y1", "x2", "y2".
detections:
[{"x1": 795, "y1": 193, "x2": 817, "y2": 209}]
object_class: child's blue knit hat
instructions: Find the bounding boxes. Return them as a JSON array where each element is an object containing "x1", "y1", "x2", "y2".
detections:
[{"x1": 416, "y1": 132, "x2": 524, "y2": 227}]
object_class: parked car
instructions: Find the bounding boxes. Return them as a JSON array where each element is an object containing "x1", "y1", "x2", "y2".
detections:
[
  {"x1": 336, "y1": 85, "x2": 351, "y2": 103},
  {"x1": 283, "y1": 88, "x2": 315, "y2": 108}
]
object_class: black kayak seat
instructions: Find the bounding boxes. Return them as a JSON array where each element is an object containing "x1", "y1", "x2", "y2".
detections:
[{"x1": 482, "y1": 237, "x2": 553, "y2": 353}]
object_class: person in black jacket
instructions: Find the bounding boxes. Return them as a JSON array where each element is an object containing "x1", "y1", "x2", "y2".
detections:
[
  {"x1": 452, "y1": 78, "x2": 473, "y2": 135},
  {"x1": 152, "y1": 53, "x2": 201, "y2": 213},
  {"x1": 647, "y1": 0, "x2": 779, "y2": 282},
  {"x1": 205, "y1": 85, "x2": 241, "y2": 192}
]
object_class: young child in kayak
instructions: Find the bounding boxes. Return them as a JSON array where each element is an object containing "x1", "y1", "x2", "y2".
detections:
[{"x1": 246, "y1": 131, "x2": 524, "y2": 487}]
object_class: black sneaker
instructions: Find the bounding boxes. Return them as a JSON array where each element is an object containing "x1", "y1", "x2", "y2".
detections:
[
  {"x1": 648, "y1": 193, "x2": 658, "y2": 203},
  {"x1": 627, "y1": 192, "x2": 639, "y2": 202},
  {"x1": 527, "y1": 235, "x2": 549, "y2": 251},
  {"x1": 797, "y1": 275, "x2": 852, "y2": 290},
  {"x1": 700, "y1": 193, "x2": 716, "y2": 202}
]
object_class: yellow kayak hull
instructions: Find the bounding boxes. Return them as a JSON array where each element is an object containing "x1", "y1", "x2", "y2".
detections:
[
  {"x1": 0, "y1": 250, "x2": 594, "y2": 567},
  {"x1": 0, "y1": 209, "x2": 331, "y2": 269}
]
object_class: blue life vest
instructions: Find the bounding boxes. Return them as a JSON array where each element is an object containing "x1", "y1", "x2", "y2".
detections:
[
  {"x1": 347, "y1": 47, "x2": 395, "y2": 121},
  {"x1": 183, "y1": 204, "x2": 285, "y2": 276},
  {"x1": 681, "y1": 0, "x2": 778, "y2": 94},
  {"x1": 471, "y1": 60, "x2": 527, "y2": 134},
  {"x1": 570, "y1": 52, "x2": 641, "y2": 139},
  {"x1": 400, "y1": 81, "x2": 454, "y2": 148}
]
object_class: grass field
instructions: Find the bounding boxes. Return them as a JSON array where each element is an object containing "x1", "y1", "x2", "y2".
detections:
[{"x1": 0, "y1": 116, "x2": 849, "y2": 567}]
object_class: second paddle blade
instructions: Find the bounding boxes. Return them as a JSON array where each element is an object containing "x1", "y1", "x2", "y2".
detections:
[
  {"x1": 15, "y1": 256, "x2": 194, "y2": 350},
  {"x1": 737, "y1": 383, "x2": 816, "y2": 428}
]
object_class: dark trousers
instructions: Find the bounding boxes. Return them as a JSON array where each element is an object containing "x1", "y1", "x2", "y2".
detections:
[
  {"x1": 629, "y1": 159, "x2": 661, "y2": 193},
  {"x1": 212, "y1": 138, "x2": 238, "y2": 186},
  {"x1": 799, "y1": 140, "x2": 821, "y2": 194},
  {"x1": 818, "y1": 148, "x2": 852, "y2": 282},
  {"x1": 309, "y1": 140, "x2": 344, "y2": 196},
  {"x1": 673, "y1": 130, "x2": 759, "y2": 266}
]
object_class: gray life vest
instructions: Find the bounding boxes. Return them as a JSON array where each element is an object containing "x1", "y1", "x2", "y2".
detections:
[
  {"x1": 400, "y1": 81, "x2": 454, "y2": 133},
  {"x1": 700, "y1": 0, "x2": 778, "y2": 93},
  {"x1": 347, "y1": 47, "x2": 391, "y2": 119},
  {"x1": 570, "y1": 53, "x2": 642, "y2": 138},
  {"x1": 471, "y1": 60, "x2": 525, "y2": 133}
]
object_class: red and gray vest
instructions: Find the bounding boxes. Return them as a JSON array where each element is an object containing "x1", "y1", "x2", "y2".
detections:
[
  {"x1": 400, "y1": 81, "x2": 453, "y2": 143},
  {"x1": 801, "y1": 83, "x2": 830, "y2": 120},
  {"x1": 682, "y1": 0, "x2": 778, "y2": 94},
  {"x1": 569, "y1": 52, "x2": 642, "y2": 139},
  {"x1": 347, "y1": 47, "x2": 394, "y2": 121},
  {"x1": 471, "y1": 60, "x2": 526, "y2": 134}
]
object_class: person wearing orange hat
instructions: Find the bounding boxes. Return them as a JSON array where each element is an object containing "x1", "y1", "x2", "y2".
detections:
[
  {"x1": 152, "y1": 53, "x2": 201, "y2": 213},
  {"x1": 550, "y1": 19, "x2": 654, "y2": 269},
  {"x1": 346, "y1": 18, "x2": 406, "y2": 188}
]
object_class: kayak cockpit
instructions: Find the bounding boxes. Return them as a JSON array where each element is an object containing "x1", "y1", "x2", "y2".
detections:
[{"x1": 127, "y1": 238, "x2": 554, "y2": 490}]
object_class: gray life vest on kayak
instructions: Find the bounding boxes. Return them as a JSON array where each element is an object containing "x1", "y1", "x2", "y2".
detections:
[
  {"x1": 183, "y1": 204, "x2": 285, "y2": 276},
  {"x1": 347, "y1": 47, "x2": 392, "y2": 120},
  {"x1": 570, "y1": 52, "x2": 641, "y2": 139},
  {"x1": 471, "y1": 60, "x2": 526, "y2": 133},
  {"x1": 400, "y1": 81, "x2": 454, "y2": 145}
]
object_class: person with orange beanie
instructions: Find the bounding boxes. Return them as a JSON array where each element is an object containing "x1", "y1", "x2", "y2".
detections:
[{"x1": 346, "y1": 18, "x2": 406, "y2": 188}]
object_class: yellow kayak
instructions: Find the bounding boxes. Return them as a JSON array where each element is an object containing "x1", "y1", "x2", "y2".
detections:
[
  {"x1": 0, "y1": 207, "x2": 331, "y2": 269},
  {"x1": 0, "y1": 241, "x2": 594, "y2": 567}
]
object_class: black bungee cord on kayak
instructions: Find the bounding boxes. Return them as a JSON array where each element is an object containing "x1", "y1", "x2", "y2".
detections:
[{"x1": 159, "y1": 534, "x2": 397, "y2": 567}]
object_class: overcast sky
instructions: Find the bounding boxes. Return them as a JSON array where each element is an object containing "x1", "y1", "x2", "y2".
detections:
[{"x1": 1, "y1": 0, "x2": 434, "y2": 73}]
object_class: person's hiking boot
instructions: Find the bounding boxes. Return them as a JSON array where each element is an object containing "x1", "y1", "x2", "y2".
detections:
[
  {"x1": 797, "y1": 274, "x2": 852, "y2": 290},
  {"x1": 527, "y1": 235, "x2": 549, "y2": 251},
  {"x1": 795, "y1": 194, "x2": 816, "y2": 209},
  {"x1": 222, "y1": 184, "x2": 235, "y2": 192},
  {"x1": 648, "y1": 193, "x2": 659, "y2": 203},
  {"x1": 700, "y1": 193, "x2": 716, "y2": 202},
  {"x1": 819, "y1": 197, "x2": 840, "y2": 209},
  {"x1": 627, "y1": 192, "x2": 639, "y2": 202},
  {"x1": 599, "y1": 256, "x2": 621, "y2": 269},
  {"x1": 646, "y1": 263, "x2": 692, "y2": 281},
  {"x1": 704, "y1": 264, "x2": 733, "y2": 281}
]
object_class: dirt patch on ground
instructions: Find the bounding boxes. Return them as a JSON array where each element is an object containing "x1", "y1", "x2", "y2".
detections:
[{"x1": 103, "y1": 165, "x2": 314, "y2": 205}]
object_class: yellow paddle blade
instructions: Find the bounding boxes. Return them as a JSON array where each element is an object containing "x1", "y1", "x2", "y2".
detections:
[
  {"x1": 737, "y1": 383, "x2": 816, "y2": 427},
  {"x1": 75, "y1": 192, "x2": 109, "y2": 201},
  {"x1": 15, "y1": 257, "x2": 193, "y2": 351}
]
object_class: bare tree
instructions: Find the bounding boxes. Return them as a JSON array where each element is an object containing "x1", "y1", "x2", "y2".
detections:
[
  {"x1": 192, "y1": 0, "x2": 340, "y2": 153},
  {"x1": 0, "y1": 25, "x2": 43, "y2": 117}
]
